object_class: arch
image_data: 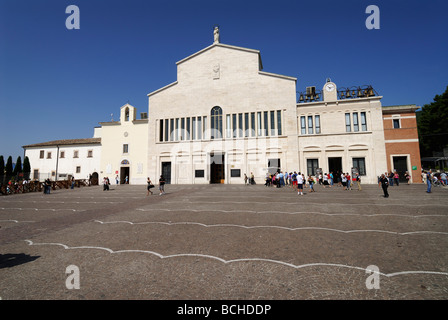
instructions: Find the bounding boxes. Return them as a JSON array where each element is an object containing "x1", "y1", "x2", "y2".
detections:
[
  {"x1": 210, "y1": 106, "x2": 222, "y2": 139},
  {"x1": 124, "y1": 107, "x2": 130, "y2": 121}
]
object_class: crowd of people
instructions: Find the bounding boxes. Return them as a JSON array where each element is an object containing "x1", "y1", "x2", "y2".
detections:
[{"x1": 260, "y1": 171, "x2": 363, "y2": 195}]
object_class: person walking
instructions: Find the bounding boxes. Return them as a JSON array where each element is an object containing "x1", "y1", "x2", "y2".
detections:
[
  {"x1": 379, "y1": 174, "x2": 389, "y2": 198},
  {"x1": 244, "y1": 174, "x2": 248, "y2": 185},
  {"x1": 394, "y1": 171, "x2": 400, "y2": 186},
  {"x1": 147, "y1": 177, "x2": 154, "y2": 196},
  {"x1": 355, "y1": 173, "x2": 362, "y2": 191},
  {"x1": 159, "y1": 175, "x2": 166, "y2": 195},
  {"x1": 426, "y1": 170, "x2": 432, "y2": 193},
  {"x1": 297, "y1": 172, "x2": 304, "y2": 195},
  {"x1": 308, "y1": 175, "x2": 315, "y2": 192}
]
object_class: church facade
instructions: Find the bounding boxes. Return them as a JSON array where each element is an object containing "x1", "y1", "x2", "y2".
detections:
[{"x1": 23, "y1": 28, "x2": 422, "y2": 185}]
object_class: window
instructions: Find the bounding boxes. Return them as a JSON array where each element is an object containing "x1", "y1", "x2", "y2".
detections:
[
  {"x1": 232, "y1": 114, "x2": 237, "y2": 138},
  {"x1": 257, "y1": 112, "x2": 262, "y2": 136},
  {"x1": 195, "y1": 170, "x2": 204, "y2": 178},
  {"x1": 192, "y1": 117, "x2": 197, "y2": 140},
  {"x1": 300, "y1": 116, "x2": 306, "y2": 135},
  {"x1": 123, "y1": 144, "x2": 129, "y2": 154},
  {"x1": 307, "y1": 159, "x2": 319, "y2": 176},
  {"x1": 353, "y1": 158, "x2": 366, "y2": 175},
  {"x1": 186, "y1": 118, "x2": 190, "y2": 140},
  {"x1": 393, "y1": 119, "x2": 400, "y2": 129},
  {"x1": 270, "y1": 111, "x2": 275, "y2": 136},
  {"x1": 264, "y1": 111, "x2": 268, "y2": 136},
  {"x1": 244, "y1": 113, "x2": 249, "y2": 137},
  {"x1": 203, "y1": 116, "x2": 207, "y2": 139},
  {"x1": 87, "y1": 150, "x2": 93, "y2": 158},
  {"x1": 251, "y1": 112, "x2": 256, "y2": 137},
  {"x1": 277, "y1": 110, "x2": 282, "y2": 135},
  {"x1": 238, "y1": 113, "x2": 243, "y2": 138},
  {"x1": 170, "y1": 119, "x2": 174, "y2": 141},
  {"x1": 164, "y1": 119, "x2": 169, "y2": 142},
  {"x1": 315, "y1": 115, "x2": 321, "y2": 134},
  {"x1": 33, "y1": 169, "x2": 39, "y2": 180},
  {"x1": 73, "y1": 150, "x2": 79, "y2": 158},
  {"x1": 345, "y1": 113, "x2": 351, "y2": 132},
  {"x1": 197, "y1": 116, "x2": 202, "y2": 140},
  {"x1": 361, "y1": 112, "x2": 367, "y2": 131},
  {"x1": 226, "y1": 114, "x2": 231, "y2": 138},
  {"x1": 39, "y1": 150, "x2": 44, "y2": 159},
  {"x1": 353, "y1": 113, "x2": 359, "y2": 132},
  {"x1": 47, "y1": 152, "x2": 52, "y2": 159},
  {"x1": 230, "y1": 169, "x2": 241, "y2": 177},
  {"x1": 60, "y1": 151, "x2": 65, "y2": 158},
  {"x1": 308, "y1": 116, "x2": 313, "y2": 134},
  {"x1": 180, "y1": 118, "x2": 185, "y2": 140},
  {"x1": 76, "y1": 166, "x2": 81, "y2": 173},
  {"x1": 159, "y1": 120, "x2": 164, "y2": 142},
  {"x1": 211, "y1": 106, "x2": 222, "y2": 139},
  {"x1": 125, "y1": 108, "x2": 129, "y2": 121}
]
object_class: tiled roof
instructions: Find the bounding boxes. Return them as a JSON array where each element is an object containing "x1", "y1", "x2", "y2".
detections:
[{"x1": 23, "y1": 138, "x2": 101, "y2": 148}]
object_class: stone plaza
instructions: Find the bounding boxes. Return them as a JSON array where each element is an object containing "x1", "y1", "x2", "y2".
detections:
[{"x1": 0, "y1": 182, "x2": 447, "y2": 300}]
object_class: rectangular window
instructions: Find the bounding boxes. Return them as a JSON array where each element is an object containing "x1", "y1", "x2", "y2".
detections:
[
  {"x1": 170, "y1": 119, "x2": 174, "y2": 141},
  {"x1": 203, "y1": 116, "x2": 207, "y2": 139},
  {"x1": 226, "y1": 114, "x2": 231, "y2": 138},
  {"x1": 197, "y1": 117, "x2": 202, "y2": 140},
  {"x1": 353, "y1": 113, "x2": 359, "y2": 132},
  {"x1": 186, "y1": 117, "x2": 190, "y2": 140},
  {"x1": 159, "y1": 119, "x2": 164, "y2": 142},
  {"x1": 345, "y1": 113, "x2": 351, "y2": 132},
  {"x1": 47, "y1": 152, "x2": 52, "y2": 159},
  {"x1": 393, "y1": 119, "x2": 400, "y2": 129},
  {"x1": 238, "y1": 113, "x2": 243, "y2": 137},
  {"x1": 361, "y1": 112, "x2": 367, "y2": 131},
  {"x1": 87, "y1": 150, "x2": 93, "y2": 158},
  {"x1": 195, "y1": 170, "x2": 205, "y2": 178},
  {"x1": 353, "y1": 158, "x2": 366, "y2": 175},
  {"x1": 308, "y1": 116, "x2": 313, "y2": 134},
  {"x1": 257, "y1": 112, "x2": 262, "y2": 136},
  {"x1": 180, "y1": 118, "x2": 185, "y2": 140},
  {"x1": 244, "y1": 113, "x2": 249, "y2": 137},
  {"x1": 315, "y1": 115, "x2": 321, "y2": 134},
  {"x1": 39, "y1": 150, "x2": 44, "y2": 159},
  {"x1": 270, "y1": 111, "x2": 275, "y2": 136},
  {"x1": 232, "y1": 114, "x2": 237, "y2": 138},
  {"x1": 307, "y1": 159, "x2": 319, "y2": 176},
  {"x1": 251, "y1": 112, "x2": 255, "y2": 137},
  {"x1": 76, "y1": 166, "x2": 81, "y2": 173},
  {"x1": 60, "y1": 151, "x2": 65, "y2": 158},
  {"x1": 123, "y1": 144, "x2": 129, "y2": 153},
  {"x1": 300, "y1": 116, "x2": 306, "y2": 135},
  {"x1": 33, "y1": 169, "x2": 39, "y2": 180},
  {"x1": 74, "y1": 150, "x2": 79, "y2": 158},
  {"x1": 264, "y1": 111, "x2": 269, "y2": 136},
  {"x1": 277, "y1": 110, "x2": 282, "y2": 135},
  {"x1": 164, "y1": 119, "x2": 169, "y2": 142},
  {"x1": 230, "y1": 169, "x2": 241, "y2": 177},
  {"x1": 192, "y1": 117, "x2": 196, "y2": 140},
  {"x1": 175, "y1": 118, "x2": 179, "y2": 141}
]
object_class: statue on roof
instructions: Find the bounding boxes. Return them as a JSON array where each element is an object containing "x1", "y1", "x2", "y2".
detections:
[{"x1": 213, "y1": 26, "x2": 220, "y2": 43}]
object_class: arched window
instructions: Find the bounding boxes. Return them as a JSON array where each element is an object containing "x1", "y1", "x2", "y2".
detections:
[
  {"x1": 125, "y1": 108, "x2": 130, "y2": 121},
  {"x1": 211, "y1": 106, "x2": 222, "y2": 139}
]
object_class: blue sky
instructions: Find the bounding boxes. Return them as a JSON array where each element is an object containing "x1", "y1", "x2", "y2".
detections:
[{"x1": 1, "y1": 0, "x2": 447, "y2": 162}]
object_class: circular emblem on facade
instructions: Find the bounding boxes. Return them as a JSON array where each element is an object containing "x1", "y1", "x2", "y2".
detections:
[{"x1": 124, "y1": 132, "x2": 128, "y2": 137}]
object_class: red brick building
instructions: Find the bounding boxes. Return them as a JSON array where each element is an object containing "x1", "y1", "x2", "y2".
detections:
[{"x1": 382, "y1": 105, "x2": 422, "y2": 183}]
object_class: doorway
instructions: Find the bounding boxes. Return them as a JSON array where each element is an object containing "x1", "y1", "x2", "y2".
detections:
[
  {"x1": 393, "y1": 156, "x2": 408, "y2": 182},
  {"x1": 210, "y1": 153, "x2": 225, "y2": 184},
  {"x1": 161, "y1": 162, "x2": 171, "y2": 184},
  {"x1": 328, "y1": 157, "x2": 343, "y2": 175},
  {"x1": 120, "y1": 167, "x2": 130, "y2": 184}
]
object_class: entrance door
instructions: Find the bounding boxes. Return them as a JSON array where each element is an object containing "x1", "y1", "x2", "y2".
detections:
[
  {"x1": 210, "y1": 153, "x2": 225, "y2": 184},
  {"x1": 393, "y1": 156, "x2": 408, "y2": 182},
  {"x1": 91, "y1": 172, "x2": 99, "y2": 185},
  {"x1": 120, "y1": 167, "x2": 130, "y2": 184},
  {"x1": 161, "y1": 162, "x2": 171, "y2": 184},
  {"x1": 328, "y1": 157, "x2": 343, "y2": 175}
]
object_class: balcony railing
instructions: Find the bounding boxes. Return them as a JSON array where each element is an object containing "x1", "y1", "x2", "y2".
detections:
[{"x1": 297, "y1": 85, "x2": 379, "y2": 103}]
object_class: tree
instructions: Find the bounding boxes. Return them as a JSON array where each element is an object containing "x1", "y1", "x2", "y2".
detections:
[
  {"x1": 23, "y1": 156, "x2": 31, "y2": 180},
  {"x1": 13, "y1": 156, "x2": 22, "y2": 176},
  {"x1": 417, "y1": 85, "x2": 448, "y2": 157},
  {"x1": 0, "y1": 155, "x2": 4, "y2": 183},
  {"x1": 5, "y1": 156, "x2": 13, "y2": 181}
]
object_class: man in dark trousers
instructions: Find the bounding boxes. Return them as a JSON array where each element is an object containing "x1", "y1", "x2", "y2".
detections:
[{"x1": 379, "y1": 173, "x2": 389, "y2": 198}]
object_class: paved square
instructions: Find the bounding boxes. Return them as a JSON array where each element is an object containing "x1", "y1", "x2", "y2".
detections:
[{"x1": 0, "y1": 182, "x2": 447, "y2": 300}]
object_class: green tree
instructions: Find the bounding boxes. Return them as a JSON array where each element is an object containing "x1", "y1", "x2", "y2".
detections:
[
  {"x1": 5, "y1": 156, "x2": 13, "y2": 180},
  {"x1": 417, "y1": 85, "x2": 448, "y2": 157},
  {"x1": 13, "y1": 156, "x2": 22, "y2": 176},
  {"x1": 0, "y1": 155, "x2": 4, "y2": 183},
  {"x1": 23, "y1": 156, "x2": 31, "y2": 179}
]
